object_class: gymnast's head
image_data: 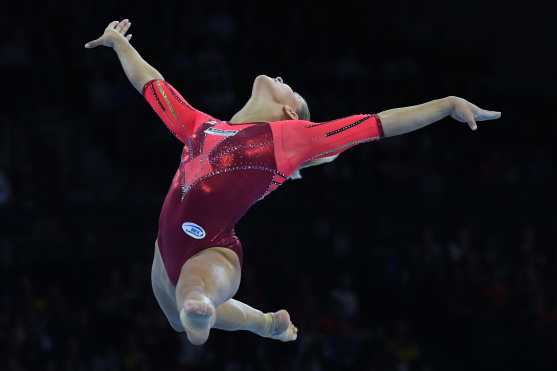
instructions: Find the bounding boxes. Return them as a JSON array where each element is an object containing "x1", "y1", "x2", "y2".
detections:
[{"x1": 247, "y1": 75, "x2": 310, "y2": 122}]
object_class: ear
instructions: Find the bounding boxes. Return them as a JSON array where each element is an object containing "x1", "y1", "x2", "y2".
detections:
[{"x1": 282, "y1": 105, "x2": 299, "y2": 120}]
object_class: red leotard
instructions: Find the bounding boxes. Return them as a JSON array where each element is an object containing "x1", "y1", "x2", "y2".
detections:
[{"x1": 143, "y1": 80, "x2": 384, "y2": 285}]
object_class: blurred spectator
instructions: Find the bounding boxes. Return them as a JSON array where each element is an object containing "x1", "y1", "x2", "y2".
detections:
[{"x1": 0, "y1": 170, "x2": 12, "y2": 205}]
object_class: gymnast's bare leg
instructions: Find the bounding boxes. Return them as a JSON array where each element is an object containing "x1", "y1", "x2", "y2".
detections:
[
  {"x1": 175, "y1": 247, "x2": 297, "y2": 345},
  {"x1": 214, "y1": 299, "x2": 298, "y2": 342}
]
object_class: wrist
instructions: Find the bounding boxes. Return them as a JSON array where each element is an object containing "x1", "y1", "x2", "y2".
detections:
[
  {"x1": 443, "y1": 96, "x2": 457, "y2": 115},
  {"x1": 112, "y1": 36, "x2": 129, "y2": 51}
]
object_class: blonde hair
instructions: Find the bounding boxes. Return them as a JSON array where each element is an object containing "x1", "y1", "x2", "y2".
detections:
[{"x1": 296, "y1": 94, "x2": 310, "y2": 121}]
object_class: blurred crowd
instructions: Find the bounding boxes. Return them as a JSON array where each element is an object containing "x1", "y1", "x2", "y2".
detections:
[{"x1": 1, "y1": 1, "x2": 556, "y2": 371}]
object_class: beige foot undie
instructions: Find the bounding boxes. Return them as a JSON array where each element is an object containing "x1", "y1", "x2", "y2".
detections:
[
  {"x1": 263, "y1": 309, "x2": 298, "y2": 342},
  {"x1": 179, "y1": 294, "x2": 216, "y2": 346}
]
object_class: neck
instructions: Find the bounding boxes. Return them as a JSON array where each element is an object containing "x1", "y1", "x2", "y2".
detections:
[{"x1": 229, "y1": 97, "x2": 284, "y2": 124}]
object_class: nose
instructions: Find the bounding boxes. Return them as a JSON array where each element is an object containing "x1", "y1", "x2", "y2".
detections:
[{"x1": 275, "y1": 76, "x2": 283, "y2": 83}]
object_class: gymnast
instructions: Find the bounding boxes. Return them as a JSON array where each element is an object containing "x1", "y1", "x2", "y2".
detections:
[{"x1": 85, "y1": 19, "x2": 501, "y2": 345}]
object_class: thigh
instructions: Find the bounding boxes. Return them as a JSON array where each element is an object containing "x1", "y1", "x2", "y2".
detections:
[
  {"x1": 151, "y1": 242, "x2": 184, "y2": 332},
  {"x1": 176, "y1": 246, "x2": 242, "y2": 308}
]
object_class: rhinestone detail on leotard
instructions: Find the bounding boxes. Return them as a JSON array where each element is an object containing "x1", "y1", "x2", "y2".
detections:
[
  {"x1": 180, "y1": 165, "x2": 287, "y2": 201},
  {"x1": 325, "y1": 115, "x2": 371, "y2": 137}
]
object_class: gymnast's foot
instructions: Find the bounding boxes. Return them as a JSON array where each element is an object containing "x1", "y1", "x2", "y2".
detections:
[
  {"x1": 179, "y1": 293, "x2": 216, "y2": 345},
  {"x1": 263, "y1": 309, "x2": 298, "y2": 342}
]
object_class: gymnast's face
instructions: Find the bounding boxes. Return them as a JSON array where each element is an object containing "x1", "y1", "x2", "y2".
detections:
[{"x1": 252, "y1": 75, "x2": 306, "y2": 120}]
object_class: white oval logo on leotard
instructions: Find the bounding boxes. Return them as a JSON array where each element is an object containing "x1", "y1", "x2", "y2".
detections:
[{"x1": 182, "y1": 222, "x2": 206, "y2": 239}]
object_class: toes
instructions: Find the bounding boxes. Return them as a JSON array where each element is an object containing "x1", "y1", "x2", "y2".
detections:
[
  {"x1": 180, "y1": 305, "x2": 213, "y2": 346},
  {"x1": 267, "y1": 310, "x2": 299, "y2": 341},
  {"x1": 290, "y1": 325, "x2": 298, "y2": 341},
  {"x1": 183, "y1": 295, "x2": 215, "y2": 317}
]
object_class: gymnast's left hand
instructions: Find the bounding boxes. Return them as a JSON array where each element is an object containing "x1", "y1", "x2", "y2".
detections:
[
  {"x1": 448, "y1": 96, "x2": 501, "y2": 131},
  {"x1": 84, "y1": 19, "x2": 133, "y2": 49}
]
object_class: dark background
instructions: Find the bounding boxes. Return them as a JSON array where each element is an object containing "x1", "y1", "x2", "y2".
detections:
[{"x1": 1, "y1": 1, "x2": 556, "y2": 370}]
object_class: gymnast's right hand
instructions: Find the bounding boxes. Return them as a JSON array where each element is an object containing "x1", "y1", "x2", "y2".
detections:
[{"x1": 84, "y1": 19, "x2": 133, "y2": 49}]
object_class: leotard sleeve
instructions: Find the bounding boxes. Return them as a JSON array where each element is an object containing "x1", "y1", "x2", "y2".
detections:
[
  {"x1": 273, "y1": 114, "x2": 384, "y2": 172},
  {"x1": 142, "y1": 79, "x2": 215, "y2": 143}
]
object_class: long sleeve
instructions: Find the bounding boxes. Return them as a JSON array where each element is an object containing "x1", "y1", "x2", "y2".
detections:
[
  {"x1": 273, "y1": 114, "x2": 384, "y2": 173},
  {"x1": 143, "y1": 79, "x2": 215, "y2": 143}
]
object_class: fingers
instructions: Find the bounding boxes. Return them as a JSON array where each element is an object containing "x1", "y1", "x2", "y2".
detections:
[
  {"x1": 85, "y1": 19, "x2": 133, "y2": 49},
  {"x1": 476, "y1": 109, "x2": 502, "y2": 121},
  {"x1": 114, "y1": 20, "x2": 125, "y2": 31},
  {"x1": 122, "y1": 20, "x2": 132, "y2": 35},
  {"x1": 452, "y1": 98, "x2": 501, "y2": 130},
  {"x1": 115, "y1": 19, "x2": 130, "y2": 33}
]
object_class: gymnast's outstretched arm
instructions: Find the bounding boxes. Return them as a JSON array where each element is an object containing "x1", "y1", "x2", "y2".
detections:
[
  {"x1": 85, "y1": 19, "x2": 163, "y2": 93},
  {"x1": 277, "y1": 96, "x2": 501, "y2": 174},
  {"x1": 378, "y1": 96, "x2": 501, "y2": 137}
]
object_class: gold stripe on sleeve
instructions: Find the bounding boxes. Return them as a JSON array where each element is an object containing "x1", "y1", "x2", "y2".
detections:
[{"x1": 156, "y1": 81, "x2": 178, "y2": 121}]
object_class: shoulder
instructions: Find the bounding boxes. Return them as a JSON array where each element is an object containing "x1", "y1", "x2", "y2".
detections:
[{"x1": 269, "y1": 119, "x2": 312, "y2": 130}]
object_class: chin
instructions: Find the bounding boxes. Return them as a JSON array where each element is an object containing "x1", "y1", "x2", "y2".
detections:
[
  {"x1": 254, "y1": 74, "x2": 273, "y2": 86},
  {"x1": 252, "y1": 75, "x2": 274, "y2": 96}
]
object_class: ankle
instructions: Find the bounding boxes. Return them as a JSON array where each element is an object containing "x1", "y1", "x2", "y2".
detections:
[{"x1": 260, "y1": 312, "x2": 273, "y2": 336}]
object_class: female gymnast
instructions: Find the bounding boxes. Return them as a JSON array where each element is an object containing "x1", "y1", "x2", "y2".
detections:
[{"x1": 85, "y1": 19, "x2": 501, "y2": 346}]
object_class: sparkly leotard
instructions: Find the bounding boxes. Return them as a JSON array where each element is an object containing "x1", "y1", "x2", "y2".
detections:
[{"x1": 144, "y1": 79, "x2": 384, "y2": 285}]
